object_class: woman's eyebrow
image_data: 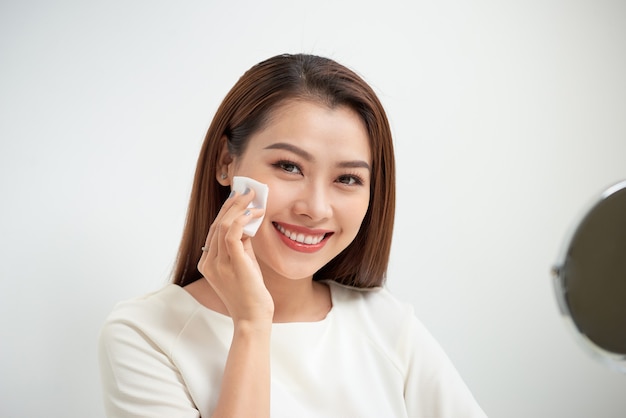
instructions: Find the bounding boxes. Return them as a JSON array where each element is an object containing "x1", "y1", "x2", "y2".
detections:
[
  {"x1": 264, "y1": 142, "x2": 313, "y2": 161},
  {"x1": 337, "y1": 160, "x2": 371, "y2": 171},
  {"x1": 264, "y1": 142, "x2": 371, "y2": 171}
]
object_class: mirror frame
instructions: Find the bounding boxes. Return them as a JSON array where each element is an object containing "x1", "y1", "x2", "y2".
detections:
[{"x1": 552, "y1": 180, "x2": 626, "y2": 373}]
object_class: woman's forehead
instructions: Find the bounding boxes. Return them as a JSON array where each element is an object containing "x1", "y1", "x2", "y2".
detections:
[{"x1": 246, "y1": 100, "x2": 371, "y2": 158}]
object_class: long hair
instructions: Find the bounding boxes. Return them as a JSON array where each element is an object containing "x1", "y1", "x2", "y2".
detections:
[{"x1": 172, "y1": 53, "x2": 395, "y2": 288}]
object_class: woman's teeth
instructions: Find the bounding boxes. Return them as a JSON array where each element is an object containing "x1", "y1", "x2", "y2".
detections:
[{"x1": 275, "y1": 224, "x2": 326, "y2": 245}]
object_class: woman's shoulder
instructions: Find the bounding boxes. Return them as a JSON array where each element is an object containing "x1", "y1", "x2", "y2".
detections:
[
  {"x1": 325, "y1": 280, "x2": 420, "y2": 338},
  {"x1": 326, "y1": 280, "x2": 413, "y2": 316},
  {"x1": 105, "y1": 284, "x2": 196, "y2": 321},
  {"x1": 100, "y1": 284, "x2": 203, "y2": 346}
]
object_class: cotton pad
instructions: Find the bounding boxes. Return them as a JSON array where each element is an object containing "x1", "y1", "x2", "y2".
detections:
[{"x1": 231, "y1": 176, "x2": 269, "y2": 236}]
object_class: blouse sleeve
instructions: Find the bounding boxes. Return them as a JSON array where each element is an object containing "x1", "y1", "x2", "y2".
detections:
[
  {"x1": 401, "y1": 313, "x2": 488, "y2": 418},
  {"x1": 98, "y1": 316, "x2": 200, "y2": 418}
]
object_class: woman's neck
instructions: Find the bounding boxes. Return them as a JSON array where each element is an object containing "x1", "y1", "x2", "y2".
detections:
[
  {"x1": 263, "y1": 276, "x2": 331, "y2": 323},
  {"x1": 184, "y1": 276, "x2": 331, "y2": 323}
]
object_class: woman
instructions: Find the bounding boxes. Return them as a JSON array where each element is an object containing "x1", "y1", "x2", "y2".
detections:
[{"x1": 99, "y1": 53, "x2": 486, "y2": 417}]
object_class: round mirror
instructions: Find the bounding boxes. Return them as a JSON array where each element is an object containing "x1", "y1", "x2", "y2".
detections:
[{"x1": 552, "y1": 180, "x2": 626, "y2": 373}]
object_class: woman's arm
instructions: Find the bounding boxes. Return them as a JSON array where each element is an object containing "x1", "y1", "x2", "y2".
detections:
[
  {"x1": 99, "y1": 317, "x2": 201, "y2": 418},
  {"x1": 211, "y1": 321, "x2": 271, "y2": 417},
  {"x1": 401, "y1": 313, "x2": 487, "y2": 418},
  {"x1": 198, "y1": 189, "x2": 273, "y2": 418}
]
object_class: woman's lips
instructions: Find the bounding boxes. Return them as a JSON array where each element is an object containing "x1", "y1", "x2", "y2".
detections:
[{"x1": 272, "y1": 222, "x2": 333, "y2": 253}]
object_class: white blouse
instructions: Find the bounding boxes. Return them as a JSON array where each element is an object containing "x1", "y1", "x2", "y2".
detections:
[{"x1": 99, "y1": 281, "x2": 486, "y2": 417}]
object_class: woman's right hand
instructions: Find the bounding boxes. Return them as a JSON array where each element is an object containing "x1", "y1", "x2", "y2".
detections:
[{"x1": 197, "y1": 188, "x2": 274, "y2": 327}]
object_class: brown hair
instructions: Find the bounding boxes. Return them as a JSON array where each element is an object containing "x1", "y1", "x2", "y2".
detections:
[{"x1": 172, "y1": 53, "x2": 395, "y2": 288}]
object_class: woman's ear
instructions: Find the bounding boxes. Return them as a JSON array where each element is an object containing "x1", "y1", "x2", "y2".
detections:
[{"x1": 216, "y1": 136, "x2": 234, "y2": 186}]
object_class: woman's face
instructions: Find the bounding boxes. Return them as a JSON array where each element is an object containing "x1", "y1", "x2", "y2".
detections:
[{"x1": 226, "y1": 100, "x2": 372, "y2": 282}]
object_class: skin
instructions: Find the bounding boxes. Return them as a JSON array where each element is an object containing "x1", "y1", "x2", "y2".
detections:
[{"x1": 187, "y1": 99, "x2": 372, "y2": 417}]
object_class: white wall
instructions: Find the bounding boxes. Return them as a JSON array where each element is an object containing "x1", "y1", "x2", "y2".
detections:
[{"x1": 1, "y1": 1, "x2": 625, "y2": 417}]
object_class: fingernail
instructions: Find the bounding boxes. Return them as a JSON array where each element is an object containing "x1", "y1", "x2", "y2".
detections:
[
  {"x1": 228, "y1": 190, "x2": 235, "y2": 198},
  {"x1": 243, "y1": 187, "x2": 251, "y2": 195}
]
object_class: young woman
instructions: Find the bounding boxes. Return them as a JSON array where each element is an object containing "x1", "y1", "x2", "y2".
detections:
[{"x1": 99, "y1": 53, "x2": 487, "y2": 417}]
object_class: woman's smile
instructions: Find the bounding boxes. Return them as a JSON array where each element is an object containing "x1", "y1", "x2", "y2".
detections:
[{"x1": 273, "y1": 221, "x2": 334, "y2": 252}]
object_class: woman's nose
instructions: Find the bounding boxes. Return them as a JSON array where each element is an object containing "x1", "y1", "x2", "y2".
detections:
[{"x1": 293, "y1": 181, "x2": 332, "y2": 222}]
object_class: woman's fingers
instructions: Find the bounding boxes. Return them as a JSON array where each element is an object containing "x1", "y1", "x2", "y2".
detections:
[
  {"x1": 202, "y1": 191, "x2": 236, "y2": 248},
  {"x1": 198, "y1": 188, "x2": 264, "y2": 272},
  {"x1": 202, "y1": 190, "x2": 247, "y2": 254},
  {"x1": 222, "y1": 207, "x2": 265, "y2": 258}
]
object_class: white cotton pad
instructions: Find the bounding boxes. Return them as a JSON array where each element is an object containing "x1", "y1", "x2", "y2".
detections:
[{"x1": 231, "y1": 176, "x2": 269, "y2": 236}]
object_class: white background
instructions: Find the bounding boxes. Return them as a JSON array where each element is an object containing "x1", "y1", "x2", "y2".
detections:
[{"x1": 1, "y1": 1, "x2": 625, "y2": 417}]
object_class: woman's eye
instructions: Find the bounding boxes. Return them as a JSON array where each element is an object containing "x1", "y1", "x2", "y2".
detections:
[
  {"x1": 275, "y1": 161, "x2": 302, "y2": 175},
  {"x1": 338, "y1": 175, "x2": 363, "y2": 186}
]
